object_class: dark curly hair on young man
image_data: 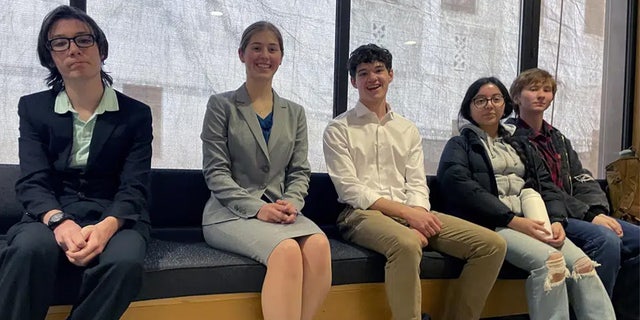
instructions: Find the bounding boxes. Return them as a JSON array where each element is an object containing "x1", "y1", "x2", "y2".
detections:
[{"x1": 347, "y1": 44, "x2": 392, "y2": 78}]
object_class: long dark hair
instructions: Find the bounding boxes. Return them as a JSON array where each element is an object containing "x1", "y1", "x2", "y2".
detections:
[
  {"x1": 458, "y1": 77, "x2": 514, "y2": 127},
  {"x1": 37, "y1": 5, "x2": 112, "y2": 92}
]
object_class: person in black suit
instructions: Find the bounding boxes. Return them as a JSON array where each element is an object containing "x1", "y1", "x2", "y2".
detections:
[{"x1": 0, "y1": 5, "x2": 152, "y2": 320}]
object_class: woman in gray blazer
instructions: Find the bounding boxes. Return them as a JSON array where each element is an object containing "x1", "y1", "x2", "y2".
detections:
[{"x1": 200, "y1": 21, "x2": 331, "y2": 320}]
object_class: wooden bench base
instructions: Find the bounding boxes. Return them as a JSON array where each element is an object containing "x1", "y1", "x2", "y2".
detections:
[{"x1": 46, "y1": 279, "x2": 527, "y2": 319}]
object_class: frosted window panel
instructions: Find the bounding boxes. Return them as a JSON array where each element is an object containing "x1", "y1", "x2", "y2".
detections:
[
  {"x1": 349, "y1": 0, "x2": 520, "y2": 174},
  {"x1": 89, "y1": 0, "x2": 336, "y2": 170},
  {"x1": 0, "y1": 0, "x2": 68, "y2": 164},
  {"x1": 539, "y1": 0, "x2": 605, "y2": 176}
]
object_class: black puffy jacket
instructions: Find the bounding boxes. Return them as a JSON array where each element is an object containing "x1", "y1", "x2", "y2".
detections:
[{"x1": 437, "y1": 125, "x2": 569, "y2": 230}]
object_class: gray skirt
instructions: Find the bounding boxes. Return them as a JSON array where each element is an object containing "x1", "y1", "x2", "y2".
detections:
[{"x1": 203, "y1": 214, "x2": 324, "y2": 265}]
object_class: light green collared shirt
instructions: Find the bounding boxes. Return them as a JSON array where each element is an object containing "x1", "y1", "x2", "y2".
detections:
[{"x1": 54, "y1": 87, "x2": 119, "y2": 168}]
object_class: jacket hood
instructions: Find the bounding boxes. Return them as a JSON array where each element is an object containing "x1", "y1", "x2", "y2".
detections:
[{"x1": 459, "y1": 123, "x2": 516, "y2": 142}]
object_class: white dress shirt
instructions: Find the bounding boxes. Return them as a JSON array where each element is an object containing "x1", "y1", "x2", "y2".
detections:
[{"x1": 323, "y1": 101, "x2": 431, "y2": 211}]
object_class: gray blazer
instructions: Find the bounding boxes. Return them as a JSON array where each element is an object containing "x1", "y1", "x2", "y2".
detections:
[{"x1": 201, "y1": 84, "x2": 311, "y2": 225}]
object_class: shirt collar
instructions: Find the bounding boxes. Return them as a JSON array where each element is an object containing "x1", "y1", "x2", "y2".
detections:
[
  {"x1": 54, "y1": 86, "x2": 119, "y2": 115},
  {"x1": 540, "y1": 120, "x2": 554, "y2": 135},
  {"x1": 516, "y1": 117, "x2": 553, "y2": 139},
  {"x1": 354, "y1": 100, "x2": 395, "y2": 120}
]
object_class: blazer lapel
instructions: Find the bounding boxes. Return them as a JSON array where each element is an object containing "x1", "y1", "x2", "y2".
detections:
[
  {"x1": 87, "y1": 112, "x2": 117, "y2": 169},
  {"x1": 235, "y1": 85, "x2": 270, "y2": 161},
  {"x1": 52, "y1": 111, "x2": 74, "y2": 170},
  {"x1": 267, "y1": 91, "x2": 287, "y2": 153}
]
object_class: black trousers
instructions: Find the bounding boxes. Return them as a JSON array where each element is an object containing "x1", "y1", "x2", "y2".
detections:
[{"x1": 0, "y1": 221, "x2": 146, "y2": 320}]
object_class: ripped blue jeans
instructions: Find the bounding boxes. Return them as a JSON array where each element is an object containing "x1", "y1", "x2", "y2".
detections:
[{"x1": 496, "y1": 228, "x2": 615, "y2": 320}]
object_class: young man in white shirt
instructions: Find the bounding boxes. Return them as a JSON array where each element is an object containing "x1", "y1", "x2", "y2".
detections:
[{"x1": 323, "y1": 44, "x2": 507, "y2": 320}]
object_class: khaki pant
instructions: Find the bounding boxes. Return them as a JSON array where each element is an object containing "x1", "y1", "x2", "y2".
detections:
[{"x1": 337, "y1": 208, "x2": 507, "y2": 320}]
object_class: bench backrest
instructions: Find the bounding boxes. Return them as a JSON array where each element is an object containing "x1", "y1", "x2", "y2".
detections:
[{"x1": 0, "y1": 164, "x2": 445, "y2": 238}]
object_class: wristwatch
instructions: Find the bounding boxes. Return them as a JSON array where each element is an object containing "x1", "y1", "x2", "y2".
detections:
[{"x1": 47, "y1": 212, "x2": 73, "y2": 230}]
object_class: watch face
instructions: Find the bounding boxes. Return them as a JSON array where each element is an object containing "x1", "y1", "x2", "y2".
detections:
[{"x1": 48, "y1": 213, "x2": 64, "y2": 226}]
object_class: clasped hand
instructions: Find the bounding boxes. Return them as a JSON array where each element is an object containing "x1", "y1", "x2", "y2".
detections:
[
  {"x1": 257, "y1": 199, "x2": 298, "y2": 224},
  {"x1": 53, "y1": 217, "x2": 119, "y2": 266},
  {"x1": 508, "y1": 216, "x2": 565, "y2": 247}
]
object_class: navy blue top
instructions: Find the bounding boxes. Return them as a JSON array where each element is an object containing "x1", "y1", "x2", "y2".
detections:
[{"x1": 257, "y1": 112, "x2": 273, "y2": 143}]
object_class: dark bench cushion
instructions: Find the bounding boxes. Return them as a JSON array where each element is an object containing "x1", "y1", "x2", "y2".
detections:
[
  {"x1": 0, "y1": 164, "x2": 527, "y2": 305},
  {"x1": 0, "y1": 238, "x2": 492, "y2": 304},
  {"x1": 133, "y1": 239, "x2": 524, "y2": 302}
]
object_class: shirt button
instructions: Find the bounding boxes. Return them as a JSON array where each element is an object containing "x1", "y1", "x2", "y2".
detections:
[{"x1": 261, "y1": 165, "x2": 269, "y2": 173}]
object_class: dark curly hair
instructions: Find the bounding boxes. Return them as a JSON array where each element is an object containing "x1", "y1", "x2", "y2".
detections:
[{"x1": 347, "y1": 44, "x2": 392, "y2": 78}]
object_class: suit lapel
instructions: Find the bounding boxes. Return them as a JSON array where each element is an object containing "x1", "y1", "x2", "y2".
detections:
[
  {"x1": 268, "y1": 91, "x2": 287, "y2": 153},
  {"x1": 87, "y1": 110, "x2": 117, "y2": 170},
  {"x1": 235, "y1": 85, "x2": 270, "y2": 161},
  {"x1": 53, "y1": 110, "x2": 74, "y2": 170}
]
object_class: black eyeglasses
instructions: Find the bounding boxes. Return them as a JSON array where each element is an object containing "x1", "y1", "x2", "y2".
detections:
[
  {"x1": 47, "y1": 34, "x2": 96, "y2": 52},
  {"x1": 472, "y1": 95, "x2": 505, "y2": 109}
]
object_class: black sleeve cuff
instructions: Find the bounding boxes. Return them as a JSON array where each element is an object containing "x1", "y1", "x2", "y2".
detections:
[
  {"x1": 501, "y1": 211, "x2": 516, "y2": 227},
  {"x1": 584, "y1": 206, "x2": 607, "y2": 222}
]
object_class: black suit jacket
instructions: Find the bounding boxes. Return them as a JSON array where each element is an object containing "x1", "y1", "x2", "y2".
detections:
[
  {"x1": 15, "y1": 89, "x2": 152, "y2": 236},
  {"x1": 437, "y1": 126, "x2": 569, "y2": 230}
]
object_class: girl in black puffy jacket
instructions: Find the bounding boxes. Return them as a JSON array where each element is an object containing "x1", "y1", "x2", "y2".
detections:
[{"x1": 437, "y1": 77, "x2": 614, "y2": 320}]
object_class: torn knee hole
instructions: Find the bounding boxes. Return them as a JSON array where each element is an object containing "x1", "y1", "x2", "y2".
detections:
[
  {"x1": 573, "y1": 257, "x2": 597, "y2": 277},
  {"x1": 547, "y1": 251, "x2": 563, "y2": 260},
  {"x1": 545, "y1": 253, "x2": 568, "y2": 289}
]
